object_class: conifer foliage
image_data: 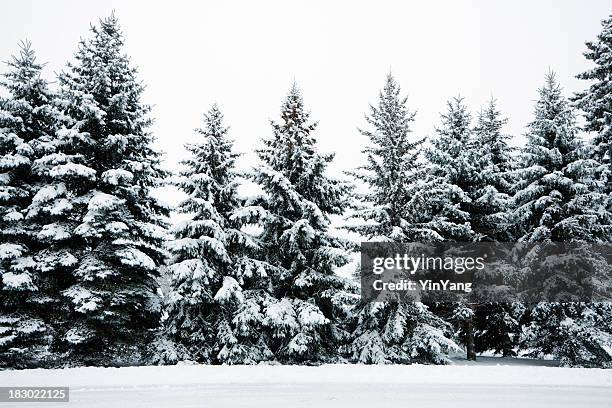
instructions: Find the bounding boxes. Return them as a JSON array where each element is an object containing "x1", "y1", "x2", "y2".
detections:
[
  {"x1": 164, "y1": 105, "x2": 263, "y2": 364},
  {"x1": 0, "y1": 42, "x2": 63, "y2": 368},
  {"x1": 575, "y1": 14, "x2": 612, "y2": 190},
  {"x1": 512, "y1": 73, "x2": 609, "y2": 243},
  {"x1": 52, "y1": 15, "x2": 169, "y2": 365},
  {"x1": 347, "y1": 75, "x2": 459, "y2": 364},
  {"x1": 513, "y1": 73, "x2": 612, "y2": 367},
  {"x1": 347, "y1": 73, "x2": 432, "y2": 241},
  {"x1": 2, "y1": 10, "x2": 612, "y2": 370},
  {"x1": 424, "y1": 97, "x2": 477, "y2": 242},
  {"x1": 469, "y1": 99, "x2": 514, "y2": 241},
  {"x1": 238, "y1": 84, "x2": 352, "y2": 363}
]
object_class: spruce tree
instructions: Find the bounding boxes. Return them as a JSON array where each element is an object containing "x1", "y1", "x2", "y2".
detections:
[
  {"x1": 469, "y1": 99, "x2": 521, "y2": 356},
  {"x1": 238, "y1": 84, "x2": 352, "y2": 363},
  {"x1": 0, "y1": 42, "x2": 64, "y2": 368},
  {"x1": 469, "y1": 98, "x2": 514, "y2": 241},
  {"x1": 574, "y1": 14, "x2": 612, "y2": 191},
  {"x1": 425, "y1": 97, "x2": 481, "y2": 360},
  {"x1": 347, "y1": 73, "x2": 436, "y2": 241},
  {"x1": 163, "y1": 105, "x2": 265, "y2": 364},
  {"x1": 424, "y1": 96, "x2": 477, "y2": 242},
  {"x1": 52, "y1": 15, "x2": 169, "y2": 365},
  {"x1": 512, "y1": 73, "x2": 609, "y2": 243},
  {"x1": 513, "y1": 73, "x2": 612, "y2": 367},
  {"x1": 347, "y1": 75, "x2": 459, "y2": 364}
]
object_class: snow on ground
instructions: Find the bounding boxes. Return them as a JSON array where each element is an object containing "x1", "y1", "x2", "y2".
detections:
[{"x1": 0, "y1": 358, "x2": 610, "y2": 407}]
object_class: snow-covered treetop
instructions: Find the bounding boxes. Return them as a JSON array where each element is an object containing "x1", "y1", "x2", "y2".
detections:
[
  {"x1": 178, "y1": 104, "x2": 240, "y2": 217},
  {"x1": 256, "y1": 83, "x2": 348, "y2": 216},
  {"x1": 521, "y1": 72, "x2": 580, "y2": 171},
  {"x1": 356, "y1": 73, "x2": 422, "y2": 206},
  {"x1": 473, "y1": 98, "x2": 513, "y2": 173},
  {"x1": 575, "y1": 14, "x2": 612, "y2": 132},
  {"x1": 513, "y1": 72, "x2": 611, "y2": 242}
]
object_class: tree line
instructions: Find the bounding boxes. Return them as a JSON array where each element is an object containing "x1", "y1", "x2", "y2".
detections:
[{"x1": 1, "y1": 14, "x2": 612, "y2": 369}]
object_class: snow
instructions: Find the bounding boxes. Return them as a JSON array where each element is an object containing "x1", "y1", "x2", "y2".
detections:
[
  {"x1": 117, "y1": 248, "x2": 156, "y2": 271},
  {"x1": 0, "y1": 362, "x2": 610, "y2": 407},
  {"x1": 63, "y1": 286, "x2": 100, "y2": 313},
  {"x1": 86, "y1": 192, "x2": 123, "y2": 213},
  {"x1": 49, "y1": 163, "x2": 96, "y2": 181},
  {"x1": 0, "y1": 243, "x2": 25, "y2": 260},
  {"x1": 38, "y1": 223, "x2": 71, "y2": 241},
  {"x1": 101, "y1": 169, "x2": 134, "y2": 185},
  {"x1": 214, "y1": 276, "x2": 244, "y2": 303},
  {"x1": 1, "y1": 271, "x2": 35, "y2": 290},
  {"x1": 31, "y1": 183, "x2": 67, "y2": 203},
  {"x1": 0, "y1": 153, "x2": 29, "y2": 169},
  {"x1": 3, "y1": 211, "x2": 23, "y2": 221}
]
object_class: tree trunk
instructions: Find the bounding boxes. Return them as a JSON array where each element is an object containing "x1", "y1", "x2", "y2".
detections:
[{"x1": 465, "y1": 319, "x2": 476, "y2": 361}]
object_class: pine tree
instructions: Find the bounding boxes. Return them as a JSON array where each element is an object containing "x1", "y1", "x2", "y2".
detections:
[
  {"x1": 574, "y1": 14, "x2": 612, "y2": 191},
  {"x1": 522, "y1": 302, "x2": 612, "y2": 367},
  {"x1": 513, "y1": 73, "x2": 612, "y2": 367},
  {"x1": 347, "y1": 73, "x2": 436, "y2": 241},
  {"x1": 237, "y1": 84, "x2": 353, "y2": 363},
  {"x1": 424, "y1": 97, "x2": 482, "y2": 360},
  {"x1": 468, "y1": 99, "x2": 521, "y2": 356},
  {"x1": 473, "y1": 302, "x2": 524, "y2": 357},
  {"x1": 424, "y1": 96, "x2": 477, "y2": 242},
  {"x1": 512, "y1": 73, "x2": 609, "y2": 243},
  {"x1": 351, "y1": 301, "x2": 459, "y2": 364},
  {"x1": 347, "y1": 75, "x2": 459, "y2": 364},
  {"x1": 51, "y1": 15, "x2": 169, "y2": 365},
  {"x1": 469, "y1": 98, "x2": 514, "y2": 241},
  {"x1": 0, "y1": 42, "x2": 64, "y2": 368},
  {"x1": 163, "y1": 105, "x2": 266, "y2": 364}
]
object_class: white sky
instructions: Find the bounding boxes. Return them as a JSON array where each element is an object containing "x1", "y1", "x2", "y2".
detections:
[{"x1": 2, "y1": 0, "x2": 611, "y2": 187}]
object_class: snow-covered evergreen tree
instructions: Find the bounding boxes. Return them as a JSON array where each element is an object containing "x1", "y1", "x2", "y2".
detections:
[
  {"x1": 346, "y1": 75, "x2": 459, "y2": 364},
  {"x1": 513, "y1": 73, "x2": 612, "y2": 367},
  {"x1": 469, "y1": 98, "x2": 514, "y2": 241},
  {"x1": 512, "y1": 73, "x2": 610, "y2": 243},
  {"x1": 51, "y1": 15, "x2": 169, "y2": 365},
  {"x1": 0, "y1": 42, "x2": 63, "y2": 368},
  {"x1": 522, "y1": 302, "x2": 612, "y2": 367},
  {"x1": 351, "y1": 301, "x2": 459, "y2": 364},
  {"x1": 468, "y1": 99, "x2": 520, "y2": 356},
  {"x1": 474, "y1": 302, "x2": 525, "y2": 357},
  {"x1": 236, "y1": 84, "x2": 353, "y2": 363},
  {"x1": 163, "y1": 105, "x2": 265, "y2": 364},
  {"x1": 347, "y1": 73, "x2": 435, "y2": 241},
  {"x1": 574, "y1": 14, "x2": 612, "y2": 191},
  {"x1": 424, "y1": 97, "x2": 487, "y2": 360},
  {"x1": 424, "y1": 96, "x2": 477, "y2": 242}
]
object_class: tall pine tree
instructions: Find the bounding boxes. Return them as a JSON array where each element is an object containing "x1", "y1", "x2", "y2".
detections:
[
  {"x1": 574, "y1": 14, "x2": 612, "y2": 192},
  {"x1": 424, "y1": 96, "x2": 477, "y2": 242},
  {"x1": 162, "y1": 105, "x2": 265, "y2": 364},
  {"x1": 51, "y1": 15, "x2": 169, "y2": 365},
  {"x1": 469, "y1": 99, "x2": 521, "y2": 357},
  {"x1": 0, "y1": 42, "x2": 64, "y2": 368},
  {"x1": 512, "y1": 73, "x2": 609, "y2": 243},
  {"x1": 513, "y1": 73, "x2": 612, "y2": 367},
  {"x1": 238, "y1": 84, "x2": 353, "y2": 363},
  {"x1": 347, "y1": 75, "x2": 459, "y2": 364},
  {"x1": 469, "y1": 98, "x2": 514, "y2": 241},
  {"x1": 347, "y1": 73, "x2": 436, "y2": 241},
  {"x1": 425, "y1": 97, "x2": 481, "y2": 360}
]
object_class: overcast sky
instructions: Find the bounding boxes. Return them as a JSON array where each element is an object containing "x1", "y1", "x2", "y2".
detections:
[{"x1": 2, "y1": 0, "x2": 611, "y2": 180}]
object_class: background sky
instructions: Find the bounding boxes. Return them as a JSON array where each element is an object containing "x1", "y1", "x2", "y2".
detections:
[{"x1": 1, "y1": 0, "x2": 611, "y2": 195}]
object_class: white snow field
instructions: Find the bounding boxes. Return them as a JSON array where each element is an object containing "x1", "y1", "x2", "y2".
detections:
[{"x1": 0, "y1": 358, "x2": 610, "y2": 408}]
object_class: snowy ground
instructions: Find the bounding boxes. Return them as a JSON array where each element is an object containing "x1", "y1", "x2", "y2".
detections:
[{"x1": 0, "y1": 357, "x2": 610, "y2": 407}]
